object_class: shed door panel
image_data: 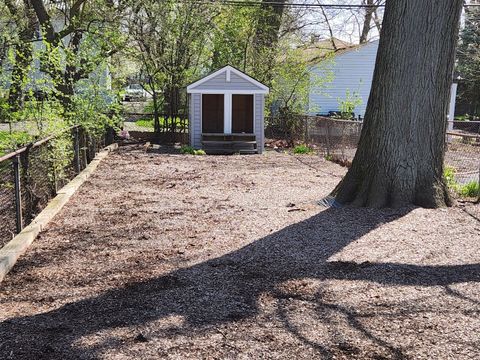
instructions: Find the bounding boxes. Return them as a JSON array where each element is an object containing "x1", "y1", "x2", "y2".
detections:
[
  {"x1": 202, "y1": 94, "x2": 224, "y2": 133},
  {"x1": 232, "y1": 95, "x2": 253, "y2": 133}
]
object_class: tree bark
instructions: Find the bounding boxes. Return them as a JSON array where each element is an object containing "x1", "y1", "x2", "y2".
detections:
[
  {"x1": 359, "y1": 0, "x2": 375, "y2": 44},
  {"x1": 332, "y1": 0, "x2": 463, "y2": 208}
]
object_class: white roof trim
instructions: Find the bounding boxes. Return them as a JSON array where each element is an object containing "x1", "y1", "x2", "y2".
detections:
[
  {"x1": 187, "y1": 90, "x2": 267, "y2": 94},
  {"x1": 187, "y1": 65, "x2": 269, "y2": 93}
]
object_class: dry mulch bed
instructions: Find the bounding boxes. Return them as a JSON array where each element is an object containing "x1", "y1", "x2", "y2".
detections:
[{"x1": 0, "y1": 146, "x2": 479, "y2": 360}]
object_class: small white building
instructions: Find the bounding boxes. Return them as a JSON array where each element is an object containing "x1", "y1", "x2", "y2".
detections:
[
  {"x1": 309, "y1": 40, "x2": 379, "y2": 118},
  {"x1": 187, "y1": 66, "x2": 269, "y2": 154}
]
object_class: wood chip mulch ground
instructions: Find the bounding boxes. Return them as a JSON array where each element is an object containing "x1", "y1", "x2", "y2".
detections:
[{"x1": 0, "y1": 145, "x2": 479, "y2": 360}]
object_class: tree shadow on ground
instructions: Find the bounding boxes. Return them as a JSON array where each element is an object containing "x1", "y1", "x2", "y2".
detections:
[{"x1": 0, "y1": 207, "x2": 479, "y2": 359}]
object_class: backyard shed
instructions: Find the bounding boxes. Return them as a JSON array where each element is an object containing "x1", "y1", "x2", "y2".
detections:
[{"x1": 187, "y1": 66, "x2": 269, "y2": 154}]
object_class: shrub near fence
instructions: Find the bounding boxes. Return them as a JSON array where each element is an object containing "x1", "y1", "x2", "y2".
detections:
[{"x1": 0, "y1": 126, "x2": 113, "y2": 248}]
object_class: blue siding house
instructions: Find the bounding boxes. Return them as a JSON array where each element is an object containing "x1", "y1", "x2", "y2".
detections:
[{"x1": 309, "y1": 40, "x2": 379, "y2": 118}]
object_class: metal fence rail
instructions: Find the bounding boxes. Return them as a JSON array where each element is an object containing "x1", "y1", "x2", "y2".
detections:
[{"x1": 0, "y1": 126, "x2": 113, "y2": 248}]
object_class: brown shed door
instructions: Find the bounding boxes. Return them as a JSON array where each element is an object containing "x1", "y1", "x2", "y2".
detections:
[
  {"x1": 202, "y1": 94, "x2": 224, "y2": 133},
  {"x1": 232, "y1": 95, "x2": 253, "y2": 133}
]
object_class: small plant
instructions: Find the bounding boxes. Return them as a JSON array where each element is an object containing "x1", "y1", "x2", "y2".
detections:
[
  {"x1": 293, "y1": 144, "x2": 312, "y2": 154},
  {"x1": 337, "y1": 89, "x2": 362, "y2": 119},
  {"x1": 180, "y1": 146, "x2": 207, "y2": 155},
  {"x1": 180, "y1": 145, "x2": 196, "y2": 155},
  {"x1": 444, "y1": 166, "x2": 457, "y2": 189},
  {"x1": 444, "y1": 166, "x2": 479, "y2": 198},
  {"x1": 324, "y1": 154, "x2": 333, "y2": 161},
  {"x1": 459, "y1": 181, "x2": 480, "y2": 198}
]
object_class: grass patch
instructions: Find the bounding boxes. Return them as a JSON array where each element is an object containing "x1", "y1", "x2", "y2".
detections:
[
  {"x1": 135, "y1": 117, "x2": 188, "y2": 129},
  {"x1": 459, "y1": 181, "x2": 480, "y2": 198},
  {"x1": 180, "y1": 145, "x2": 205, "y2": 155},
  {"x1": 293, "y1": 144, "x2": 313, "y2": 154},
  {"x1": 135, "y1": 119, "x2": 154, "y2": 128},
  {"x1": 444, "y1": 166, "x2": 480, "y2": 198}
]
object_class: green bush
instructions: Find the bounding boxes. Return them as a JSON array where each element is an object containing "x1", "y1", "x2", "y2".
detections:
[
  {"x1": 459, "y1": 181, "x2": 480, "y2": 198},
  {"x1": 444, "y1": 166, "x2": 479, "y2": 198},
  {"x1": 293, "y1": 144, "x2": 312, "y2": 154},
  {"x1": 180, "y1": 145, "x2": 206, "y2": 155},
  {"x1": 444, "y1": 166, "x2": 457, "y2": 188},
  {"x1": 180, "y1": 145, "x2": 196, "y2": 155},
  {"x1": 0, "y1": 131, "x2": 33, "y2": 154},
  {"x1": 337, "y1": 89, "x2": 362, "y2": 119}
]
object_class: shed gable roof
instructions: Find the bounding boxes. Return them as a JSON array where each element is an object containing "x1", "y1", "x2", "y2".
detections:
[{"x1": 187, "y1": 66, "x2": 269, "y2": 93}]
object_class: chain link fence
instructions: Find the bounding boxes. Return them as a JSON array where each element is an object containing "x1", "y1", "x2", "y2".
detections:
[
  {"x1": 445, "y1": 122, "x2": 480, "y2": 199},
  {"x1": 265, "y1": 115, "x2": 362, "y2": 161},
  {"x1": 0, "y1": 126, "x2": 113, "y2": 248},
  {"x1": 266, "y1": 115, "x2": 480, "y2": 200},
  {"x1": 122, "y1": 102, "x2": 189, "y2": 143}
]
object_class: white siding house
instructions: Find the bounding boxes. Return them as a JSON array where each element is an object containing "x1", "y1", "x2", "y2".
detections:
[{"x1": 309, "y1": 40, "x2": 379, "y2": 118}]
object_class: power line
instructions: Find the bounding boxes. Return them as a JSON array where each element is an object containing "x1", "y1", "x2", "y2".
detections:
[
  {"x1": 191, "y1": 1, "x2": 479, "y2": 9},
  {"x1": 191, "y1": 1, "x2": 385, "y2": 9}
]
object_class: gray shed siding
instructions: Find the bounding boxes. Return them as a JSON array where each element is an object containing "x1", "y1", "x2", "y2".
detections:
[
  {"x1": 254, "y1": 94, "x2": 265, "y2": 154},
  {"x1": 309, "y1": 41, "x2": 379, "y2": 118},
  {"x1": 190, "y1": 72, "x2": 264, "y2": 91},
  {"x1": 191, "y1": 93, "x2": 202, "y2": 148},
  {"x1": 189, "y1": 93, "x2": 266, "y2": 153}
]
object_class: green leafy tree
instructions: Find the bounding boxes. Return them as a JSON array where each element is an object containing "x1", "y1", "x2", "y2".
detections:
[
  {"x1": 210, "y1": 5, "x2": 257, "y2": 71},
  {"x1": 3, "y1": 0, "x2": 38, "y2": 113},
  {"x1": 267, "y1": 37, "x2": 334, "y2": 144},
  {"x1": 126, "y1": 0, "x2": 217, "y2": 133},
  {"x1": 30, "y1": 0, "x2": 125, "y2": 112}
]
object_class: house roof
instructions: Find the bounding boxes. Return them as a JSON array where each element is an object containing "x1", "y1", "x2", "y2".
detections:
[
  {"x1": 303, "y1": 38, "x2": 379, "y2": 64},
  {"x1": 186, "y1": 65, "x2": 269, "y2": 94}
]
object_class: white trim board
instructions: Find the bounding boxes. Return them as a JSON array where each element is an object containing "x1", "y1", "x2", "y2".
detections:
[
  {"x1": 224, "y1": 93, "x2": 232, "y2": 133},
  {"x1": 188, "y1": 90, "x2": 268, "y2": 94},
  {"x1": 187, "y1": 65, "x2": 269, "y2": 93}
]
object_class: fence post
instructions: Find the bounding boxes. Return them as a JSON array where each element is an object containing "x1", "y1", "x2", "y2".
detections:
[
  {"x1": 477, "y1": 160, "x2": 480, "y2": 204},
  {"x1": 74, "y1": 127, "x2": 81, "y2": 174},
  {"x1": 12, "y1": 154, "x2": 23, "y2": 233},
  {"x1": 326, "y1": 119, "x2": 331, "y2": 156},
  {"x1": 304, "y1": 117, "x2": 309, "y2": 145},
  {"x1": 82, "y1": 130, "x2": 88, "y2": 167}
]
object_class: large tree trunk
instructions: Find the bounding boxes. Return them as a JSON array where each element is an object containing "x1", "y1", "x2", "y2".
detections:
[{"x1": 332, "y1": 0, "x2": 463, "y2": 208}]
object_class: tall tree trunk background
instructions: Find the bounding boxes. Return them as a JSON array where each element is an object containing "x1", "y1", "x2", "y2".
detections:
[
  {"x1": 252, "y1": 0, "x2": 286, "y2": 86},
  {"x1": 332, "y1": 0, "x2": 463, "y2": 208},
  {"x1": 359, "y1": 0, "x2": 375, "y2": 44}
]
